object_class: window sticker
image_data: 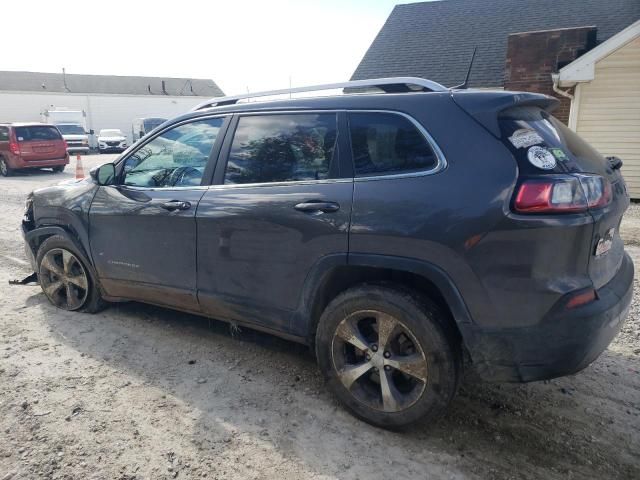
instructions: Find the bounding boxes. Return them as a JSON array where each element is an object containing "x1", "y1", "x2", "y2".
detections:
[
  {"x1": 17, "y1": 137, "x2": 24, "y2": 141},
  {"x1": 508, "y1": 128, "x2": 544, "y2": 149},
  {"x1": 527, "y1": 146, "x2": 557, "y2": 170},
  {"x1": 550, "y1": 147, "x2": 569, "y2": 161}
]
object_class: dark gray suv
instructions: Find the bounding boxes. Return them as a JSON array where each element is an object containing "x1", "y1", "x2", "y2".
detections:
[{"x1": 21, "y1": 78, "x2": 633, "y2": 429}]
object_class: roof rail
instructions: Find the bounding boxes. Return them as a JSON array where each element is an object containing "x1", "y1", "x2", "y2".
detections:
[{"x1": 192, "y1": 77, "x2": 447, "y2": 111}]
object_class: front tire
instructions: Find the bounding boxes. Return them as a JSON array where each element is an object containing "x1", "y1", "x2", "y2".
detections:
[
  {"x1": 36, "y1": 235, "x2": 107, "y2": 313},
  {"x1": 0, "y1": 158, "x2": 12, "y2": 177},
  {"x1": 316, "y1": 284, "x2": 460, "y2": 429}
]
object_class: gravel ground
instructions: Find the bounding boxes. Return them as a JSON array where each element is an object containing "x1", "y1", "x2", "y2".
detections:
[{"x1": 0, "y1": 157, "x2": 638, "y2": 479}]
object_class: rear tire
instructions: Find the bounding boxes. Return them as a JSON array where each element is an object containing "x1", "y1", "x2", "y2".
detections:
[
  {"x1": 36, "y1": 235, "x2": 107, "y2": 313},
  {"x1": 0, "y1": 158, "x2": 12, "y2": 177},
  {"x1": 316, "y1": 284, "x2": 460, "y2": 429},
  {"x1": 52, "y1": 165, "x2": 65, "y2": 173}
]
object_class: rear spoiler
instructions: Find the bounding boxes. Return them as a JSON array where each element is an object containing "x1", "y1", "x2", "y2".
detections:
[{"x1": 451, "y1": 91, "x2": 559, "y2": 137}]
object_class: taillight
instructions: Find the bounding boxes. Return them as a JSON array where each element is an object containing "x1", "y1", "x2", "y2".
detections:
[
  {"x1": 9, "y1": 141, "x2": 20, "y2": 155},
  {"x1": 579, "y1": 174, "x2": 612, "y2": 208},
  {"x1": 63, "y1": 140, "x2": 68, "y2": 149},
  {"x1": 513, "y1": 175, "x2": 611, "y2": 214}
]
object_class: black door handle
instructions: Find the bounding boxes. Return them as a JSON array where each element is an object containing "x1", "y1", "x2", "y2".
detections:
[
  {"x1": 161, "y1": 200, "x2": 191, "y2": 211},
  {"x1": 294, "y1": 201, "x2": 340, "y2": 213}
]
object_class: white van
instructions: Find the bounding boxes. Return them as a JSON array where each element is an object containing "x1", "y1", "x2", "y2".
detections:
[{"x1": 132, "y1": 117, "x2": 166, "y2": 142}]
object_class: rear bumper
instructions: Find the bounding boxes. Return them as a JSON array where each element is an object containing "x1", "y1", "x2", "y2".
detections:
[
  {"x1": 9, "y1": 156, "x2": 69, "y2": 169},
  {"x1": 67, "y1": 147, "x2": 90, "y2": 154},
  {"x1": 463, "y1": 252, "x2": 634, "y2": 382}
]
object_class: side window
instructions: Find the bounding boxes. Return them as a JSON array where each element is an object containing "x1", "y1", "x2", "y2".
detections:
[
  {"x1": 348, "y1": 112, "x2": 438, "y2": 177},
  {"x1": 123, "y1": 117, "x2": 224, "y2": 188},
  {"x1": 224, "y1": 113, "x2": 337, "y2": 185},
  {"x1": 0, "y1": 127, "x2": 8, "y2": 141}
]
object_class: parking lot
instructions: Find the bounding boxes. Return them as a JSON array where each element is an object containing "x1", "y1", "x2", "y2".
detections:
[{"x1": 0, "y1": 156, "x2": 639, "y2": 479}]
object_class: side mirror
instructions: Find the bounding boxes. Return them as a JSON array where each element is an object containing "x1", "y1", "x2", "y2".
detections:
[
  {"x1": 89, "y1": 129, "x2": 95, "y2": 135},
  {"x1": 90, "y1": 163, "x2": 116, "y2": 186}
]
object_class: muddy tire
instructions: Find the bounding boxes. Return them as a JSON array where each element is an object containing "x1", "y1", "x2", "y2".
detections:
[
  {"x1": 0, "y1": 157, "x2": 12, "y2": 177},
  {"x1": 316, "y1": 284, "x2": 460, "y2": 429},
  {"x1": 36, "y1": 235, "x2": 107, "y2": 313}
]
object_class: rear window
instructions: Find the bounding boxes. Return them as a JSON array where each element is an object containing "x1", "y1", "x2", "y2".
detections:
[
  {"x1": 348, "y1": 112, "x2": 439, "y2": 177},
  {"x1": 14, "y1": 126, "x2": 62, "y2": 142},
  {"x1": 499, "y1": 107, "x2": 607, "y2": 175}
]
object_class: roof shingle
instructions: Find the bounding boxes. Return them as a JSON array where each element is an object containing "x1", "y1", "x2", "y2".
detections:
[{"x1": 352, "y1": 0, "x2": 640, "y2": 87}]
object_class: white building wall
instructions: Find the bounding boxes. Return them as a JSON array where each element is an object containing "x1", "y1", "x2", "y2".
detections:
[
  {"x1": 574, "y1": 36, "x2": 640, "y2": 197},
  {"x1": 0, "y1": 91, "x2": 209, "y2": 145}
]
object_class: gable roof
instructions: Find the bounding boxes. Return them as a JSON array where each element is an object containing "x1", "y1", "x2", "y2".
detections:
[
  {"x1": 557, "y1": 19, "x2": 640, "y2": 86},
  {"x1": 0, "y1": 71, "x2": 224, "y2": 97},
  {"x1": 352, "y1": 0, "x2": 640, "y2": 88}
]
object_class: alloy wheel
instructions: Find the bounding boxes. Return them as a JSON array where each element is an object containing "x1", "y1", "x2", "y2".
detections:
[
  {"x1": 331, "y1": 310, "x2": 428, "y2": 413},
  {"x1": 39, "y1": 248, "x2": 89, "y2": 310},
  {"x1": 0, "y1": 159, "x2": 8, "y2": 176}
]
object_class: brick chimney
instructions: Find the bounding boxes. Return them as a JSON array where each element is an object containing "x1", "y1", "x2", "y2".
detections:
[{"x1": 504, "y1": 26, "x2": 597, "y2": 124}]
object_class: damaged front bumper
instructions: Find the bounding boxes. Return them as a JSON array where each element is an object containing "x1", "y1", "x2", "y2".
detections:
[{"x1": 21, "y1": 220, "x2": 38, "y2": 272}]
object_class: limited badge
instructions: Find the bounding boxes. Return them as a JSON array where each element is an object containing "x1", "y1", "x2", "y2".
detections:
[
  {"x1": 527, "y1": 146, "x2": 557, "y2": 170},
  {"x1": 550, "y1": 148, "x2": 569, "y2": 161},
  {"x1": 508, "y1": 129, "x2": 544, "y2": 149}
]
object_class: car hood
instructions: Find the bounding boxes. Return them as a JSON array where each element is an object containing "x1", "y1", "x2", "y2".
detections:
[
  {"x1": 32, "y1": 177, "x2": 96, "y2": 209},
  {"x1": 98, "y1": 136, "x2": 126, "y2": 142},
  {"x1": 30, "y1": 179, "x2": 98, "y2": 231}
]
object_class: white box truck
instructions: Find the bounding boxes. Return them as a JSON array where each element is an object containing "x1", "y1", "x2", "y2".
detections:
[{"x1": 41, "y1": 109, "x2": 93, "y2": 154}]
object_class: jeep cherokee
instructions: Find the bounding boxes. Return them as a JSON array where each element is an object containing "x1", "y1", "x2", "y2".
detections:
[{"x1": 21, "y1": 78, "x2": 633, "y2": 429}]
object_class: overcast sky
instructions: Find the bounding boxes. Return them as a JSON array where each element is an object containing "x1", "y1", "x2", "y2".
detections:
[{"x1": 1, "y1": 0, "x2": 409, "y2": 96}]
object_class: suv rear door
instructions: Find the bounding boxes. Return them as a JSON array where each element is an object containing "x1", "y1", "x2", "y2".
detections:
[
  {"x1": 14, "y1": 126, "x2": 66, "y2": 162},
  {"x1": 88, "y1": 116, "x2": 229, "y2": 311},
  {"x1": 196, "y1": 112, "x2": 353, "y2": 334}
]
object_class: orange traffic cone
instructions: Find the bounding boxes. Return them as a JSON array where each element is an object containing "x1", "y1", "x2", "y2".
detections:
[{"x1": 75, "y1": 154, "x2": 84, "y2": 180}]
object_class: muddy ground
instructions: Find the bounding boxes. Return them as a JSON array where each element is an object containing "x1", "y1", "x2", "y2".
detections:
[{"x1": 0, "y1": 156, "x2": 638, "y2": 479}]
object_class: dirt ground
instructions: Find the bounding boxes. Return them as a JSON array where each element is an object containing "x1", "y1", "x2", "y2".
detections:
[{"x1": 0, "y1": 156, "x2": 638, "y2": 480}]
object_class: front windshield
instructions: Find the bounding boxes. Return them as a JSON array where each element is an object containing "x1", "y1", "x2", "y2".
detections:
[
  {"x1": 100, "y1": 129, "x2": 123, "y2": 137},
  {"x1": 56, "y1": 124, "x2": 85, "y2": 135}
]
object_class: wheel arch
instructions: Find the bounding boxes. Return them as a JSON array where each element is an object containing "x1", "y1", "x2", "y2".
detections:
[
  {"x1": 297, "y1": 253, "x2": 474, "y2": 345},
  {"x1": 26, "y1": 225, "x2": 91, "y2": 267}
]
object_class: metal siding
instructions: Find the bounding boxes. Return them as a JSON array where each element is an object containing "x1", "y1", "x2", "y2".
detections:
[{"x1": 576, "y1": 37, "x2": 640, "y2": 198}]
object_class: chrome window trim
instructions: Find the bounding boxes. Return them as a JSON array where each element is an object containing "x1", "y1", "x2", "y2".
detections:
[
  {"x1": 116, "y1": 109, "x2": 448, "y2": 191},
  {"x1": 347, "y1": 109, "x2": 447, "y2": 182},
  {"x1": 213, "y1": 109, "x2": 447, "y2": 188},
  {"x1": 206, "y1": 178, "x2": 352, "y2": 191},
  {"x1": 112, "y1": 185, "x2": 211, "y2": 192}
]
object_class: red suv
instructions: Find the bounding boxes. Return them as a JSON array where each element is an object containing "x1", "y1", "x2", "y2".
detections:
[{"x1": 0, "y1": 123, "x2": 69, "y2": 176}]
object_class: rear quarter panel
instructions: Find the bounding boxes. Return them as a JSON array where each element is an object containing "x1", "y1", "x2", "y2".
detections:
[{"x1": 349, "y1": 95, "x2": 594, "y2": 330}]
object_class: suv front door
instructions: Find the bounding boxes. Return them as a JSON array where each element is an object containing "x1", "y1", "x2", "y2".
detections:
[
  {"x1": 89, "y1": 116, "x2": 228, "y2": 311},
  {"x1": 196, "y1": 112, "x2": 353, "y2": 333}
]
